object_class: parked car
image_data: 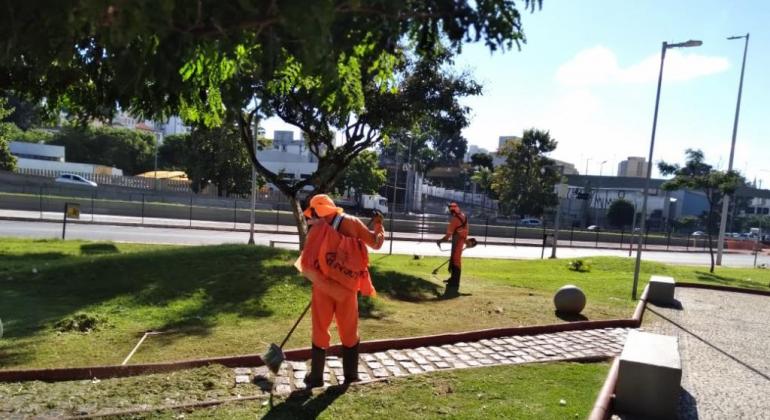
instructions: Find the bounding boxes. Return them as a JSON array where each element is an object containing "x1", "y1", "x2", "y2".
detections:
[
  {"x1": 519, "y1": 218, "x2": 542, "y2": 227},
  {"x1": 691, "y1": 231, "x2": 705, "y2": 237},
  {"x1": 587, "y1": 225, "x2": 601, "y2": 231},
  {"x1": 54, "y1": 173, "x2": 98, "y2": 187}
]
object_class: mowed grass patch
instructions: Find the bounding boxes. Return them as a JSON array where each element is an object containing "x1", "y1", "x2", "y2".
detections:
[
  {"x1": 0, "y1": 362, "x2": 609, "y2": 418},
  {"x1": 1, "y1": 237, "x2": 768, "y2": 369}
]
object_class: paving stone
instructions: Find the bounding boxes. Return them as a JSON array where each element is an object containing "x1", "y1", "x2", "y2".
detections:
[
  {"x1": 290, "y1": 361, "x2": 307, "y2": 370},
  {"x1": 452, "y1": 361, "x2": 468, "y2": 369},
  {"x1": 362, "y1": 354, "x2": 377, "y2": 362},
  {"x1": 293, "y1": 370, "x2": 307, "y2": 379},
  {"x1": 235, "y1": 375, "x2": 251, "y2": 384},
  {"x1": 465, "y1": 360, "x2": 481, "y2": 367},
  {"x1": 358, "y1": 373, "x2": 371, "y2": 381},
  {"x1": 413, "y1": 356, "x2": 429, "y2": 365},
  {"x1": 421, "y1": 365, "x2": 436, "y2": 372},
  {"x1": 275, "y1": 376, "x2": 291, "y2": 385},
  {"x1": 478, "y1": 358, "x2": 494, "y2": 365},
  {"x1": 406, "y1": 367, "x2": 423, "y2": 375},
  {"x1": 234, "y1": 367, "x2": 252, "y2": 375},
  {"x1": 372, "y1": 368, "x2": 389, "y2": 378},
  {"x1": 386, "y1": 366, "x2": 405, "y2": 376},
  {"x1": 276, "y1": 384, "x2": 292, "y2": 395},
  {"x1": 426, "y1": 355, "x2": 443, "y2": 362},
  {"x1": 434, "y1": 361, "x2": 451, "y2": 369},
  {"x1": 294, "y1": 380, "x2": 307, "y2": 390},
  {"x1": 367, "y1": 361, "x2": 383, "y2": 369},
  {"x1": 400, "y1": 361, "x2": 417, "y2": 369},
  {"x1": 327, "y1": 359, "x2": 343, "y2": 368}
]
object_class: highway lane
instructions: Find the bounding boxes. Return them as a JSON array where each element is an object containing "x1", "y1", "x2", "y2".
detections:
[{"x1": 1, "y1": 219, "x2": 767, "y2": 268}]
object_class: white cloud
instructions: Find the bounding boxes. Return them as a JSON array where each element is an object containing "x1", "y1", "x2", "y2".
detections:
[{"x1": 556, "y1": 46, "x2": 730, "y2": 87}]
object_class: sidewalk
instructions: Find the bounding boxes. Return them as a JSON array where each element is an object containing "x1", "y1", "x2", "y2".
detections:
[{"x1": 233, "y1": 328, "x2": 629, "y2": 395}]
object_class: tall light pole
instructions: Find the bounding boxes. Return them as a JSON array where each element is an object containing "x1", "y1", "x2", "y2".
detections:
[
  {"x1": 585, "y1": 158, "x2": 592, "y2": 175},
  {"x1": 550, "y1": 165, "x2": 565, "y2": 258},
  {"x1": 599, "y1": 160, "x2": 608, "y2": 177},
  {"x1": 389, "y1": 141, "x2": 400, "y2": 255},
  {"x1": 632, "y1": 39, "x2": 702, "y2": 299},
  {"x1": 716, "y1": 33, "x2": 750, "y2": 266}
]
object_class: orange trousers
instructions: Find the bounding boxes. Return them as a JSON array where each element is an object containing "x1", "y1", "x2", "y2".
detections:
[
  {"x1": 450, "y1": 232, "x2": 467, "y2": 268},
  {"x1": 311, "y1": 284, "x2": 359, "y2": 349}
]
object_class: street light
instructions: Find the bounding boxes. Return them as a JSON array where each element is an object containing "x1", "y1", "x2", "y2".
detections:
[
  {"x1": 632, "y1": 39, "x2": 702, "y2": 300},
  {"x1": 599, "y1": 160, "x2": 608, "y2": 177},
  {"x1": 717, "y1": 33, "x2": 750, "y2": 266},
  {"x1": 549, "y1": 165, "x2": 566, "y2": 259}
]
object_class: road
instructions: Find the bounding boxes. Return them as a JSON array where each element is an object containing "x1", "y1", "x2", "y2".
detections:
[{"x1": 1, "y1": 219, "x2": 767, "y2": 268}]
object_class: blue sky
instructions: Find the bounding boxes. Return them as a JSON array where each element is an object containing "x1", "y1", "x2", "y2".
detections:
[{"x1": 264, "y1": 1, "x2": 769, "y2": 185}]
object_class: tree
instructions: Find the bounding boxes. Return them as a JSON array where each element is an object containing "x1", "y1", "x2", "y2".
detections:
[
  {"x1": 0, "y1": 1, "x2": 541, "y2": 247},
  {"x1": 48, "y1": 126, "x2": 155, "y2": 175},
  {"x1": 185, "y1": 125, "x2": 257, "y2": 197},
  {"x1": 491, "y1": 128, "x2": 559, "y2": 218},
  {"x1": 470, "y1": 153, "x2": 494, "y2": 170},
  {"x1": 158, "y1": 134, "x2": 191, "y2": 171},
  {"x1": 606, "y1": 199, "x2": 635, "y2": 228},
  {"x1": 0, "y1": 92, "x2": 50, "y2": 130},
  {"x1": 334, "y1": 150, "x2": 387, "y2": 201},
  {"x1": 0, "y1": 98, "x2": 18, "y2": 171},
  {"x1": 659, "y1": 149, "x2": 744, "y2": 273},
  {"x1": 471, "y1": 166, "x2": 494, "y2": 212}
]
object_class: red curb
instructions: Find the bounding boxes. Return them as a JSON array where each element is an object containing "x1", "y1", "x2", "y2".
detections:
[
  {"x1": 588, "y1": 357, "x2": 619, "y2": 420},
  {"x1": 0, "y1": 318, "x2": 634, "y2": 383},
  {"x1": 632, "y1": 285, "x2": 649, "y2": 324}
]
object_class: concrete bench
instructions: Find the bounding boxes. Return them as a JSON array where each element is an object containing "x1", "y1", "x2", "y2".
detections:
[
  {"x1": 615, "y1": 330, "x2": 682, "y2": 419},
  {"x1": 648, "y1": 275, "x2": 676, "y2": 306}
]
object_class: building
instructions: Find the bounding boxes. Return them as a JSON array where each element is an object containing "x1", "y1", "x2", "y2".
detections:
[
  {"x1": 464, "y1": 145, "x2": 490, "y2": 162},
  {"x1": 617, "y1": 157, "x2": 648, "y2": 178},
  {"x1": 256, "y1": 130, "x2": 318, "y2": 189},
  {"x1": 9, "y1": 141, "x2": 123, "y2": 175},
  {"x1": 498, "y1": 135, "x2": 521, "y2": 150},
  {"x1": 552, "y1": 159, "x2": 579, "y2": 175}
]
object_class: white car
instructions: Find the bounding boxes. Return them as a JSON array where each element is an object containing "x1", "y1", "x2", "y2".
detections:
[
  {"x1": 54, "y1": 173, "x2": 98, "y2": 187},
  {"x1": 519, "y1": 218, "x2": 542, "y2": 227}
]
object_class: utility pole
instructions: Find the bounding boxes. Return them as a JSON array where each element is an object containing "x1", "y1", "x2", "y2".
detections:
[
  {"x1": 551, "y1": 165, "x2": 565, "y2": 258},
  {"x1": 717, "y1": 33, "x2": 750, "y2": 266},
  {"x1": 389, "y1": 142, "x2": 400, "y2": 255}
]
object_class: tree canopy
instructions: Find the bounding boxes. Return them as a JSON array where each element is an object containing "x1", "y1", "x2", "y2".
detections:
[
  {"x1": 334, "y1": 150, "x2": 387, "y2": 200},
  {"x1": 606, "y1": 199, "x2": 635, "y2": 228},
  {"x1": 659, "y1": 149, "x2": 744, "y2": 272},
  {"x1": 0, "y1": 98, "x2": 18, "y2": 171},
  {"x1": 0, "y1": 0, "x2": 542, "y2": 245},
  {"x1": 48, "y1": 126, "x2": 156, "y2": 175},
  {"x1": 491, "y1": 128, "x2": 558, "y2": 217}
]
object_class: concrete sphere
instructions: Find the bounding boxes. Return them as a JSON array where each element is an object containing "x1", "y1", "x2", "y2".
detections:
[{"x1": 554, "y1": 285, "x2": 586, "y2": 314}]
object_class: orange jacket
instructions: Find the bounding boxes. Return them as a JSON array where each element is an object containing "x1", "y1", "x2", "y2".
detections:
[{"x1": 298, "y1": 213, "x2": 384, "y2": 301}]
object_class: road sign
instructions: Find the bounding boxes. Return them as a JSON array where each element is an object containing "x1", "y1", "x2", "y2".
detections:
[{"x1": 66, "y1": 203, "x2": 80, "y2": 219}]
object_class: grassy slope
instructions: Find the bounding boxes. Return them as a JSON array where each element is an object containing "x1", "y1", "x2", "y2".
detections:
[
  {"x1": 0, "y1": 362, "x2": 609, "y2": 419},
  {"x1": 0, "y1": 238, "x2": 767, "y2": 369}
]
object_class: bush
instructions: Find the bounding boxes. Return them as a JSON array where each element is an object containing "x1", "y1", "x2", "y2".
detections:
[
  {"x1": 53, "y1": 313, "x2": 109, "y2": 333},
  {"x1": 567, "y1": 259, "x2": 591, "y2": 273}
]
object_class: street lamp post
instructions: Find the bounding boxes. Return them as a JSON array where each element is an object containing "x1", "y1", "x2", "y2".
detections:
[
  {"x1": 585, "y1": 158, "x2": 592, "y2": 176},
  {"x1": 717, "y1": 33, "x2": 750, "y2": 266},
  {"x1": 599, "y1": 160, "x2": 607, "y2": 177},
  {"x1": 632, "y1": 39, "x2": 702, "y2": 300},
  {"x1": 551, "y1": 165, "x2": 565, "y2": 259}
]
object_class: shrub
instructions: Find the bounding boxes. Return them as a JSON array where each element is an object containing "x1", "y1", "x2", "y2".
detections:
[{"x1": 568, "y1": 259, "x2": 591, "y2": 273}]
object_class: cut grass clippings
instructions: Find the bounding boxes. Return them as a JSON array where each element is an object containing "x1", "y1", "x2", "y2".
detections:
[
  {"x1": 0, "y1": 237, "x2": 768, "y2": 370},
  {"x1": 0, "y1": 362, "x2": 609, "y2": 419}
]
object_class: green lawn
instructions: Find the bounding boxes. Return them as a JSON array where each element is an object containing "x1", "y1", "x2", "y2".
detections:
[
  {"x1": 0, "y1": 362, "x2": 609, "y2": 419},
  {"x1": 0, "y1": 237, "x2": 768, "y2": 369}
]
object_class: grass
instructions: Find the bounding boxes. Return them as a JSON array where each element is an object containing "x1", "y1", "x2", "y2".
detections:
[
  {"x1": 0, "y1": 362, "x2": 609, "y2": 419},
  {"x1": 0, "y1": 237, "x2": 768, "y2": 370}
]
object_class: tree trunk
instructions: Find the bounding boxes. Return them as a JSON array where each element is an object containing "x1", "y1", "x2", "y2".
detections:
[{"x1": 289, "y1": 195, "x2": 308, "y2": 250}]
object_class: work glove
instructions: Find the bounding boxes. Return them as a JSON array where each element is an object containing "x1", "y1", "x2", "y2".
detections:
[
  {"x1": 435, "y1": 239, "x2": 443, "y2": 248},
  {"x1": 371, "y1": 209, "x2": 384, "y2": 226}
]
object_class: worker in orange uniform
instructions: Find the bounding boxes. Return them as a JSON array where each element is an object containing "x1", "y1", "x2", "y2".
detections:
[
  {"x1": 436, "y1": 202, "x2": 468, "y2": 298},
  {"x1": 301, "y1": 194, "x2": 384, "y2": 388}
]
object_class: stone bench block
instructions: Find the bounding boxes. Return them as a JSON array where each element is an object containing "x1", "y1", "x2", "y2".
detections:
[
  {"x1": 615, "y1": 330, "x2": 682, "y2": 420},
  {"x1": 648, "y1": 275, "x2": 675, "y2": 306}
]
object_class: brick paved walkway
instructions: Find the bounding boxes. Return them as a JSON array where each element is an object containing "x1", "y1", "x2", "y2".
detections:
[{"x1": 233, "y1": 328, "x2": 629, "y2": 395}]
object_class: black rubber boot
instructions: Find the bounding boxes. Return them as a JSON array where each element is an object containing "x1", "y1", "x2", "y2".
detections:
[
  {"x1": 443, "y1": 266, "x2": 461, "y2": 298},
  {"x1": 342, "y1": 342, "x2": 360, "y2": 384},
  {"x1": 304, "y1": 344, "x2": 326, "y2": 388}
]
